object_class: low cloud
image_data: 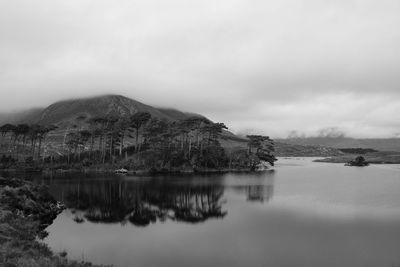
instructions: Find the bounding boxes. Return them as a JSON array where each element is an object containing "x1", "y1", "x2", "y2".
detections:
[{"x1": 1, "y1": 0, "x2": 400, "y2": 138}]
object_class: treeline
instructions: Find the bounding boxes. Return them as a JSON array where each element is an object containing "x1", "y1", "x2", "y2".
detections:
[
  {"x1": 0, "y1": 123, "x2": 57, "y2": 161},
  {"x1": 0, "y1": 112, "x2": 277, "y2": 171}
]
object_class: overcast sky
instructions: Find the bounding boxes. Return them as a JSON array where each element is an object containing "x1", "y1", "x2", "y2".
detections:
[{"x1": 1, "y1": 0, "x2": 400, "y2": 138}]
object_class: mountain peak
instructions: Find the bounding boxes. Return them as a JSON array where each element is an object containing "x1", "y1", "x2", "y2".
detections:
[{"x1": 21, "y1": 94, "x2": 202, "y2": 127}]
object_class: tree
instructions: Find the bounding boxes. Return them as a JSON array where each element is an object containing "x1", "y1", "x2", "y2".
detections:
[
  {"x1": 17, "y1": 124, "x2": 30, "y2": 149},
  {"x1": 201, "y1": 122, "x2": 227, "y2": 146},
  {"x1": 28, "y1": 124, "x2": 41, "y2": 158},
  {"x1": 0, "y1": 124, "x2": 15, "y2": 143},
  {"x1": 183, "y1": 117, "x2": 211, "y2": 150},
  {"x1": 347, "y1": 156, "x2": 369, "y2": 167},
  {"x1": 130, "y1": 112, "x2": 151, "y2": 153},
  {"x1": 12, "y1": 124, "x2": 30, "y2": 159},
  {"x1": 141, "y1": 118, "x2": 186, "y2": 170},
  {"x1": 10, "y1": 125, "x2": 21, "y2": 156},
  {"x1": 197, "y1": 122, "x2": 228, "y2": 169},
  {"x1": 175, "y1": 117, "x2": 209, "y2": 159},
  {"x1": 78, "y1": 130, "x2": 91, "y2": 160},
  {"x1": 88, "y1": 116, "x2": 114, "y2": 163},
  {"x1": 65, "y1": 132, "x2": 80, "y2": 163},
  {"x1": 0, "y1": 124, "x2": 16, "y2": 156},
  {"x1": 36, "y1": 125, "x2": 57, "y2": 159},
  {"x1": 114, "y1": 117, "x2": 130, "y2": 159},
  {"x1": 246, "y1": 135, "x2": 276, "y2": 167},
  {"x1": 99, "y1": 115, "x2": 119, "y2": 164},
  {"x1": 88, "y1": 117, "x2": 106, "y2": 161}
]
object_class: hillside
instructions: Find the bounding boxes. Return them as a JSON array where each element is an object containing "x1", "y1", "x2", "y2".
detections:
[
  {"x1": 1, "y1": 95, "x2": 247, "y2": 152},
  {"x1": 21, "y1": 95, "x2": 201, "y2": 128}
]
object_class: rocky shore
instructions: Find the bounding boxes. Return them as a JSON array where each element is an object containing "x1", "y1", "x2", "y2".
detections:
[{"x1": 0, "y1": 177, "x2": 108, "y2": 267}]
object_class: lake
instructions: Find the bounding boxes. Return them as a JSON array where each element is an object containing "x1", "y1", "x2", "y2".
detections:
[{"x1": 34, "y1": 158, "x2": 400, "y2": 266}]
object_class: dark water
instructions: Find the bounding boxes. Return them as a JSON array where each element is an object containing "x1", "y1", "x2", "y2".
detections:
[{"x1": 21, "y1": 158, "x2": 400, "y2": 266}]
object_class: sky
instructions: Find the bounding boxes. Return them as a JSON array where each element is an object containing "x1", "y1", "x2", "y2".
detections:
[{"x1": 1, "y1": 0, "x2": 400, "y2": 138}]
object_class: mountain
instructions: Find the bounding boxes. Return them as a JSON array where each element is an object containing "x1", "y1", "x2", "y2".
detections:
[
  {"x1": 0, "y1": 95, "x2": 250, "y2": 146},
  {"x1": 7, "y1": 94, "x2": 247, "y2": 142},
  {"x1": 6, "y1": 95, "x2": 395, "y2": 156},
  {"x1": 0, "y1": 95, "x2": 254, "y2": 159},
  {"x1": 277, "y1": 137, "x2": 400, "y2": 152},
  {"x1": 18, "y1": 95, "x2": 203, "y2": 128}
]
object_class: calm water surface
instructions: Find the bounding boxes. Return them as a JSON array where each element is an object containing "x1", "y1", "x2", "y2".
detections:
[{"x1": 34, "y1": 158, "x2": 400, "y2": 266}]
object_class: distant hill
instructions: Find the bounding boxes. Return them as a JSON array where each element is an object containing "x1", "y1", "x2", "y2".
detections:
[
  {"x1": 276, "y1": 137, "x2": 400, "y2": 152},
  {"x1": 274, "y1": 142, "x2": 344, "y2": 157}
]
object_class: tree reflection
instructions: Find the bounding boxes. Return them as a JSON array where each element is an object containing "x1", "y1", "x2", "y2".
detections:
[
  {"x1": 57, "y1": 178, "x2": 227, "y2": 226},
  {"x1": 246, "y1": 185, "x2": 274, "y2": 203}
]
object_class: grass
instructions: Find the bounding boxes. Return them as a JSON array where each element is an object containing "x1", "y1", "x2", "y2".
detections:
[{"x1": 0, "y1": 177, "x2": 111, "y2": 267}]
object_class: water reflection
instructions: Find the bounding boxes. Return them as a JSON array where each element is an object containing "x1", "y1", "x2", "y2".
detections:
[
  {"x1": 246, "y1": 184, "x2": 274, "y2": 202},
  {"x1": 45, "y1": 175, "x2": 228, "y2": 226},
  {"x1": 226, "y1": 171, "x2": 275, "y2": 203},
  {"x1": 40, "y1": 160, "x2": 400, "y2": 267}
]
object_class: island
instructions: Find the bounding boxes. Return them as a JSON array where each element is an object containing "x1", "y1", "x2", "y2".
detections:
[
  {"x1": 0, "y1": 95, "x2": 277, "y2": 174},
  {"x1": 344, "y1": 156, "x2": 369, "y2": 166}
]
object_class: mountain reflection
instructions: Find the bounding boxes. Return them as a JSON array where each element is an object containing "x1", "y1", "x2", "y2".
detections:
[{"x1": 49, "y1": 177, "x2": 227, "y2": 226}]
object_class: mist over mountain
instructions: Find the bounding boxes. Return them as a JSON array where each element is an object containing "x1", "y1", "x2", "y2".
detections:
[
  {"x1": 280, "y1": 126, "x2": 400, "y2": 152},
  {"x1": 287, "y1": 127, "x2": 346, "y2": 139},
  {"x1": 12, "y1": 95, "x2": 204, "y2": 128},
  {"x1": 0, "y1": 95, "x2": 251, "y2": 154},
  {"x1": 0, "y1": 108, "x2": 43, "y2": 125},
  {"x1": 1, "y1": 94, "x2": 399, "y2": 153}
]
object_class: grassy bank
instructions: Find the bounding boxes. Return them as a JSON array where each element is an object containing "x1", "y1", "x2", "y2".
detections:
[{"x1": 0, "y1": 177, "x2": 109, "y2": 267}]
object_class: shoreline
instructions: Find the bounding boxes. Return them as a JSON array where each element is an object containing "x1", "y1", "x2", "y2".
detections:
[
  {"x1": 0, "y1": 177, "x2": 108, "y2": 266},
  {"x1": 314, "y1": 155, "x2": 400, "y2": 164},
  {"x1": 1, "y1": 166, "x2": 274, "y2": 176}
]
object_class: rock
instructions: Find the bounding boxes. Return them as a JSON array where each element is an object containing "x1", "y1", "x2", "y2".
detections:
[{"x1": 345, "y1": 156, "x2": 369, "y2": 167}]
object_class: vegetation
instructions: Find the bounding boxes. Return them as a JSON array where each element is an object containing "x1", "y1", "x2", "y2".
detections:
[
  {"x1": 0, "y1": 113, "x2": 276, "y2": 172},
  {"x1": 345, "y1": 156, "x2": 369, "y2": 166},
  {"x1": 0, "y1": 177, "x2": 107, "y2": 266},
  {"x1": 0, "y1": 123, "x2": 57, "y2": 162}
]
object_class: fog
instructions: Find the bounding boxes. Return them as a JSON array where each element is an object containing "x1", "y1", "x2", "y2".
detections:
[{"x1": 1, "y1": 0, "x2": 400, "y2": 137}]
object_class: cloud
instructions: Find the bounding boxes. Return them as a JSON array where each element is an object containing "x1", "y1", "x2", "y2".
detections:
[{"x1": 0, "y1": 0, "x2": 400, "y2": 137}]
